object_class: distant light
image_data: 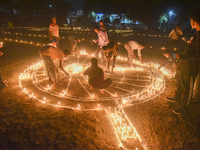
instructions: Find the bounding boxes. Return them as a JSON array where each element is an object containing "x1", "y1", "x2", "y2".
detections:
[
  {"x1": 49, "y1": 4, "x2": 52, "y2": 8},
  {"x1": 169, "y1": 11, "x2": 173, "y2": 16}
]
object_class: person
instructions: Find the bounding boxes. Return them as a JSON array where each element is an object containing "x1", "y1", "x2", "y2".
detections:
[
  {"x1": 166, "y1": 12, "x2": 200, "y2": 114},
  {"x1": 102, "y1": 42, "x2": 119, "y2": 73},
  {"x1": 67, "y1": 35, "x2": 81, "y2": 54},
  {"x1": 124, "y1": 40, "x2": 145, "y2": 65},
  {"x1": 93, "y1": 26, "x2": 109, "y2": 64},
  {"x1": 99, "y1": 20, "x2": 107, "y2": 32},
  {"x1": 84, "y1": 58, "x2": 112, "y2": 94},
  {"x1": 38, "y1": 45, "x2": 70, "y2": 86},
  {"x1": 168, "y1": 25, "x2": 183, "y2": 50},
  {"x1": 0, "y1": 42, "x2": 6, "y2": 88},
  {"x1": 47, "y1": 39, "x2": 57, "y2": 47},
  {"x1": 49, "y1": 17, "x2": 60, "y2": 48}
]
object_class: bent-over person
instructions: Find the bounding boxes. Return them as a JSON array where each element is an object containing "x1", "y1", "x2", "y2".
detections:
[{"x1": 38, "y1": 45, "x2": 70, "y2": 86}]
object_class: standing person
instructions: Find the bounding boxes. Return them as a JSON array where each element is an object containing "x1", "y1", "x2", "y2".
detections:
[
  {"x1": 168, "y1": 25, "x2": 183, "y2": 50},
  {"x1": 84, "y1": 58, "x2": 112, "y2": 94},
  {"x1": 38, "y1": 45, "x2": 70, "y2": 86},
  {"x1": 0, "y1": 42, "x2": 6, "y2": 88},
  {"x1": 124, "y1": 40, "x2": 145, "y2": 65},
  {"x1": 166, "y1": 12, "x2": 200, "y2": 114},
  {"x1": 102, "y1": 42, "x2": 119, "y2": 73},
  {"x1": 49, "y1": 17, "x2": 60, "y2": 48},
  {"x1": 99, "y1": 20, "x2": 107, "y2": 32},
  {"x1": 93, "y1": 26, "x2": 109, "y2": 64}
]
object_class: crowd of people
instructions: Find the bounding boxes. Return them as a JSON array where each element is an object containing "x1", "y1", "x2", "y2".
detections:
[{"x1": 0, "y1": 12, "x2": 200, "y2": 115}]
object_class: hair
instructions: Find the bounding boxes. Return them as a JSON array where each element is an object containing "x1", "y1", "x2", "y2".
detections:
[
  {"x1": 91, "y1": 58, "x2": 98, "y2": 66},
  {"x1": 63, "y1": 49, "x2": 71, "y2": 55},
  {"x1": 190, "y1": 12, "x2": 200, "y2": 25},
  {"x1": 99, "y1": 20, "x2": 103, "y2": 23},
  {"x1": 52, "y1": 16, "x2": 56, "y2": 20}
]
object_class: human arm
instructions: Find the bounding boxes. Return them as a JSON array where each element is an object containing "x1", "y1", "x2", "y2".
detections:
[
  {"x1": 169, "y1": 30, "x2": 174, "y2": 38},
  {"x1": 84, "y1": 67, "x2": 91, "y2": 75},
  {"x1": 49, "y1": 26, "x2": 52, "y2": 40},
  {"x1": 59, "y1": 60, "x2": 69, "y2": 75}
]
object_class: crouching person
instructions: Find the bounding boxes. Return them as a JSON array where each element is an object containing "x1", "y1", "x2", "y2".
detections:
[
  {"x1": 84, "y1": 58, "x2": 112, "y2": 94},
  {"x1": 38, "y1": 45, "x2": 70, "y2": 86}
]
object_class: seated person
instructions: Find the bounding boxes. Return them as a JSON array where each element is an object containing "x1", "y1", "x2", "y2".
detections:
[
  {"x1": 124, "y1": 40, "x2": 145, "y2": 65},
  {"x1": 38, "y1": 45, "x2": 70, "y2": 86},
  {"x1": 84, "y1": 58, "x2": 112, "y2": 94},
  {"x1": 102, "y1": 42, "x2": 119, "y2": 73}
]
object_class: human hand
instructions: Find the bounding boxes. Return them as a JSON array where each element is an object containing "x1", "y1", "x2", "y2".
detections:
[{"x1": 163, "y1": 53, "x2": 170, "y2": 58}]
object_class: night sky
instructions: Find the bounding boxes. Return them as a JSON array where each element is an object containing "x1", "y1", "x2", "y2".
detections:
[{"x1": 65, "y1": 0, "x2": 84, "y2": 9}]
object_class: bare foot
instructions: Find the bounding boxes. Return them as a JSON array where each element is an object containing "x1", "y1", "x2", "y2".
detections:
[{"x1": 99, "y1": 89, "x2": 105, "y2": 94}]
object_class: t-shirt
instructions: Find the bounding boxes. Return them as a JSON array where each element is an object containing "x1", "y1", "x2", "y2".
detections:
[
  {"x1": 39, "y1": 46, "x2": 64, "y2": 60},
  {"x1": 49, "y1": 23, "x2": 59, "y2": 37},
  {"x1": 84, "y1": 65, "x2": 105, "y2": 88},
  {"x1": 97, "y1": 30, "x2": 109, "y2": 48}
]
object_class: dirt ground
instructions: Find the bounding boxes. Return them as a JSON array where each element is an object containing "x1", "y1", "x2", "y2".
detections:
[{"x1": 0, "y1": 31, "x2": 200, "y2": 150}]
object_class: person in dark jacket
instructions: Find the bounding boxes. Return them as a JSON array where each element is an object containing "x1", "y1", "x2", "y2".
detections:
[
  {"x1": 84, "y1": 58, "x2": 112, "y2": 94},
  {"x1": 166, "y1": 12, "x2": 200, "y2": 114}
]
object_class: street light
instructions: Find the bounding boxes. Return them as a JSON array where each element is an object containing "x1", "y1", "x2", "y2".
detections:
[{"x1": 168, "y1": 10, "x2": 174, "y2": 24}]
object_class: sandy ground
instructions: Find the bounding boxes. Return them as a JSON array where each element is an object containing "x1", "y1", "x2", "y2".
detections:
[{"x1": 0, "y1": 31, "x2": 200, "y2": 150}]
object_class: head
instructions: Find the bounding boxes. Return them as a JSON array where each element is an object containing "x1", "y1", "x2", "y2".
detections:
[
  {"x1": 94, "y1": 26, "x2": 100, "y2": 33},
  {"x1": 139, "y1": 42, "x2": 146, "y2": 49},
  {"x1": 176, "y1": 25, "x2": 180, "y2": 30},
  {"x1": 99, "y1": 20, "x2": 104, "y2": 26},
  {"x1": 190, "y1": 12, "x2": 200, "y2": 29},
  {"x1": 91, "y1": 58, "x2": 98, "y2": 66},
  {"x1": 63, "y1": 49, "x2": 71, "y2": 57},
  {"x1": 51, "y1": 17, "x2": 57, "y2": 24}
]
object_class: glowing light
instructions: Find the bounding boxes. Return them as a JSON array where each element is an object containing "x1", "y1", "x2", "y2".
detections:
[{"x1": 64, "y1": 63, "x2": 84, "y2": 74}]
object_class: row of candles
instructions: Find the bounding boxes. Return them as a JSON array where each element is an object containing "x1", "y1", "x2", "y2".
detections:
[{"x1": 107, "y1": 107, "x2": 148, "y2": 150}]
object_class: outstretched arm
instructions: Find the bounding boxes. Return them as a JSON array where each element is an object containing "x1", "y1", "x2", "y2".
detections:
[{"x1": 59, "y1": 60, "x2": 69, "y2": 75}]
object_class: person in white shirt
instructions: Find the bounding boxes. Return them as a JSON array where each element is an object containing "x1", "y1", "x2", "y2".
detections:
[
  {"x1": 124, "y1": 40, "x2": 145, "y2": 65},
  {"x1": 93, "y1": 26, "x2": 109, "y2": 64},
  {"x1": 168, "y1": 25, "x2": 183, "y2": 50}
]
